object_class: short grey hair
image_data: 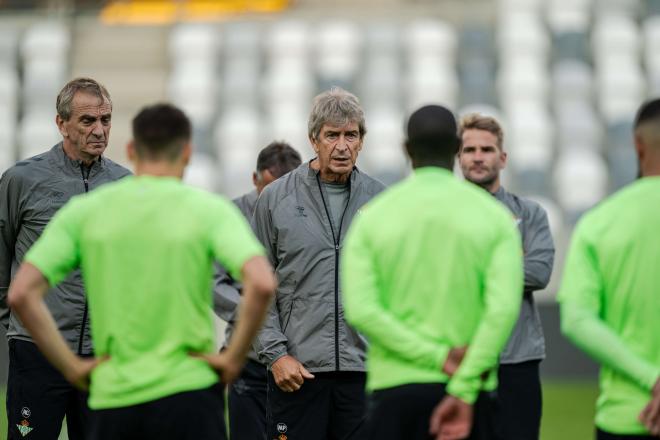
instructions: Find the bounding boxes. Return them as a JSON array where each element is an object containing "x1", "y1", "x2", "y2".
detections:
[
  {"x1": 308, "y1": 87, "x2": 367, "y2": 141},
  {"x1": 56, "y1": 77, "x2": 112, "y2": 121}
]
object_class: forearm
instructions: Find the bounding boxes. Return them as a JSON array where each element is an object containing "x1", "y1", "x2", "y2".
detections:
[
  {"x1": 255, "y1": 307, "x2": 289, "y2": 366},
  {"x1": 212, "y1": 264, "x2": 241, "y2": 322},
  {"x1": 224, "y1": 257, "x2": 275, "y2": 364},
  {"x1": 448, "y1": 233, "x2": 523, "y2": 403},
  {"x1": 523, "y1": 259, "x2": 552, "y2": 292},
  {"x1": 561, "y1": 302, "x2": 660, "y2": 391},
  {"x1": 447, "y1": 299, "x2": 520, "y2": 403},
  {"x1": 347, "y1": 305, "x2": 448, "y2": 371}
]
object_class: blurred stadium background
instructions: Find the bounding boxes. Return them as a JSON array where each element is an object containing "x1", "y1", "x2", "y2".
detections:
[{"x1": 4, "y1": 0, "x2": 660, "y2": 437}]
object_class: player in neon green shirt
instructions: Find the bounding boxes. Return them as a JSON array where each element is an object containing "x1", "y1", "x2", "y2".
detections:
[
  {"x1": 558, "y1": 98, "x2": 660, "y2": 439},
  {"x1": 342, "y1": 105, "x2": 523, "y2": 440},
  {"x1": 8, "y1": 103, "x2": 276, "y2": 440}
]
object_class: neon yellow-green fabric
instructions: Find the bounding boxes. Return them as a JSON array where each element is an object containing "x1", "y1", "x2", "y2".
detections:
[
  {"x1": 341, "y1": 167, "x2": 523, "y2": 404},
  {"x1": 25, "y1": 176, "x2": 264, "y2": 409},
  {"x1": 558, "y1": 177, "x2": 660, "y2": 435}
]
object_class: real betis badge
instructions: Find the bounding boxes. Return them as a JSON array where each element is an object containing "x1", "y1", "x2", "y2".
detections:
[{"x1": 16, "y1": 420, "x2": 34, "y2": 437}]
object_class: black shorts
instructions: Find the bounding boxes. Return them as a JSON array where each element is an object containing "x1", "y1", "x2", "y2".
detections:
[
  {"x1": 228, "y1": 358, "x2": 268, "y2": 440},
  {"x1": 496, "y1": 360, "x2": 542, "y2": 440},
  {"x1": 365, "y1": 382, "x2": 500, "y2": 440},
  {"x1": 596, "y1": 429, "x2": 653, "y2": 439},
  {"x1": 267, "y1": 371, "x2": 366, "y2": 440},
  {"x1": 6, "y1": 339, "x2": 91, "y2": 440},
  {"x1": 88, "y1": 384, "x2": 226, "y2": 440}
]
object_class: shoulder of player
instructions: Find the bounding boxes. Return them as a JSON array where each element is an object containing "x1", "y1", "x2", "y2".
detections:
[
  {"x1": 513, "y1": 193, "x2": 548, "y2": 224},
  {"x1": 461, "y1": 182, "x2": 519, "y2": 229},
  {"x1": 256, "y1": 165, "x2": 302, "y2": 209},
  {"x1": 352, "y1": 167, "x2": 386, "y2": 196},
  {"x1": 3, "y1": 149, "x2": 53, "y2": 180},
  {"x1": 573, "y1": 181, "x2": 643, "y2": 235},
  {"x1": 101, "y1": 157, "x2": 132, "y2": 180}
]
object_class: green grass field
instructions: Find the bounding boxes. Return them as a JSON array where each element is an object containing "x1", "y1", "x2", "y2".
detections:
[
  {"x1": 541, "y1": 380, "x2": 599, "y2": 440},
  {"x1": 1, "y1": 380, "x2": 598, "y2": 439}
]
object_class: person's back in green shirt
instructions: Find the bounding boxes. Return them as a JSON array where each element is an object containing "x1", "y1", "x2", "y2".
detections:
[
  {"x1": 559, "y1": 99, "x2": 660, "y2": 437},
  {"x1": 26, "y1": 175, "x2": 264, "y2": 408},
  {"x1": 8, "y1": 104, "x2": 275, "y2": 440},
  {"x1": 341, "y1": 105, "x2": 523, "y2": 440},
  {"x1": 559, "y1": 177, "x2": 660, "y2": 435}
]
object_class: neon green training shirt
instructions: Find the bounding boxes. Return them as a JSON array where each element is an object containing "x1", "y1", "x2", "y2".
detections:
[
  {"x1": 341, "y1": 167, "x2": 523, "y2": 404},
  {"x1": 25, "y1": 175, "x2": 264, "y2": 409},
  {"x1": 558, "y1": 177, "x2": 660, "y2": 435}
]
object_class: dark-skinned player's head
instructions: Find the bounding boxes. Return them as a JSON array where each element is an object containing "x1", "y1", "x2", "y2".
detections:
[
  {"x1": 404, "y1": 105, "x2": 460, "y2": 170},
  {"x1": 633, "y1": 98, "x2": 660, "y2": 177}
]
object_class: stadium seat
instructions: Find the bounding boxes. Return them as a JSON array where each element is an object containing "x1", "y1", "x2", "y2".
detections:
[
  {"x1": 266, "y1": 20, "x2": 308, "y2": 62},
  {"x1": 555, "y1": 99, "x2": 602, "y2": 151},
  {"x1": 361, "y1": 106, "x2": 407, "y2": 184},
  {"x1": 168, "y1": 24, "x2": 220, "y2": 70},
  {"x1": 315, "y1": 20, "x2": 362, "y2": 86},
  {"x1": 596, "y1": 57, "x2": 646, "y2": 123},
  {"x1": 405, "y1": 19, "x2": 457, "y2": 60},
  {"x1": 546, "y1": 0, "x2": 590, "y2": 34},
  {"x1": 183, "y1": 153, "x2": 220, "y2": 193},
  {"x1": 552, "y1": 60, "x2": 593, "y2": 103},
  {"x1": 17, "y1": 110, "x2": 61, "y2": 159},
  {"x1": 592, "y1": 14, "x2": 640, "y2": 61},
  {"x1": 498, "y1": 12, "x2": 550, "y2": 60},
  {"x1": 553, "y1": 149, "x2": 608, "y2": 223}
]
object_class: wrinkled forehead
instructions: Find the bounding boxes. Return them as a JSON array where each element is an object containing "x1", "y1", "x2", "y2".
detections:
[
  {"x1": 70, "y1": 92, "x2": 112, "y2": 118},
  {"x1": 320, "y1": 120, "x2": 360, "y2": 133}
]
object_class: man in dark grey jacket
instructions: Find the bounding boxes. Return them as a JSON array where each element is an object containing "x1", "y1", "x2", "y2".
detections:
[
  {"x1": 0, "y1": 77, "x2": 130, "y2": 440},
  {"x1": 252, "y1": 87, "x2": 385, "y2": 440},
  {"x1": 213, "y1": 140, "x2": 302, "y2": 440},
  {"x1": 458, "y1": 113, "x2": 555, "y2": 440}
]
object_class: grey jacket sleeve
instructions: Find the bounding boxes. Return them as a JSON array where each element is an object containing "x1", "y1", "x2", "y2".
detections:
[
  {"x1": 0, "y1": 171, "x2": 20, "y2": 330},
  {"x1": 251, "y1": 190, "x2": 288, "y2": 366},
  {"x1": 522, "y1": 202, "x2": 555, "y2": 292},
  {"x1": 211, "y1": 262, "x2": 241, "y2": 323}
]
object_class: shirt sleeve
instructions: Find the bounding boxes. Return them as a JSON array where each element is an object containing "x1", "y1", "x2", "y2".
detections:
[
  {"x1": 0, "y1": 171, "x2": 20, "y2": 329},
  {"x1": 522, "y1": 202, "x2": 555, "y2": 292},
  {"x1": 211, "y1": 262, "x2": 242, "y2": 323},
  {"x1": 446, "y1": 222, "x2": 524, "y2": 403},
  {"x1": 23, "y1": 198, "x2": 83, "y2": 288},
  {"x1": 207, "y1": 199, "x2": 265, "y2": 282},
  {"x1": 251, "y1": 189, "x2": 288, "y2": 366},
  {"x1": 341, "y1": 212, "x2": 449, "y2": 372},
  {"x1": 558, "y1": 223, "x2": 660, "y2": 392}
]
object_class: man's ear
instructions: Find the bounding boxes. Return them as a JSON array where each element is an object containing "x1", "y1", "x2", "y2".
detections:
[
  {"x1": 126, "y1": 140, "x2": 137, "y2": 162},
  {"x1": 56, "y1": 115, "x2": 67, "y2": 137},
  {"x1": 181, "y1": 142, "x2": 192, "y2": 166},
  {"x1": 310, "y1": 137, "x2": 319, "y2": 154},
  {"x1": 403, "y1": 140, "x2": 414, "y2": 162},
  {"x1": 500, "y1": 150, "x2": 508, "y2": 169}
]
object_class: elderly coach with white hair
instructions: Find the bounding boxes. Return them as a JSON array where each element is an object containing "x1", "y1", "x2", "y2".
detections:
[{"x1": 252, "y1": 87, "x2": 385, "y2": 440}]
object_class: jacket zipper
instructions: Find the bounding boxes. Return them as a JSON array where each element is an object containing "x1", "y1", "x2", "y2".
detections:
[
  {"x1": 77, "y1": 164, "x2": 92, "y2": 356},
  {"x1": 316, "y1": 174, "x2": 351, "y2": 371}
]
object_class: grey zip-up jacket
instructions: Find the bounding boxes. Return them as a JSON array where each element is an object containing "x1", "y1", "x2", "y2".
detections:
[
  {"x1": 252, "y1": 162, "x2": 385, "y2": 372},
  {"x1": 493, "y1": 187, "x2": 555, "y2": 364},
  {"x1": 0, "y1": 143, "x2": 131, "y2": 354},
  {"x1": 212, "y1": 189, "x2": 260, "y2": 362}
]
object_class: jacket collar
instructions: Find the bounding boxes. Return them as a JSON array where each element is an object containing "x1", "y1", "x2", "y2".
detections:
[
  {"x1": 303, "y1": 158, "x2": 359, "y2": 186},
  {"x1": 51, "y1": 142, "x2": 105, "y2": 174},
  {"x1": 491, "y1": 185, "x2": 509, "y2": 202}
]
